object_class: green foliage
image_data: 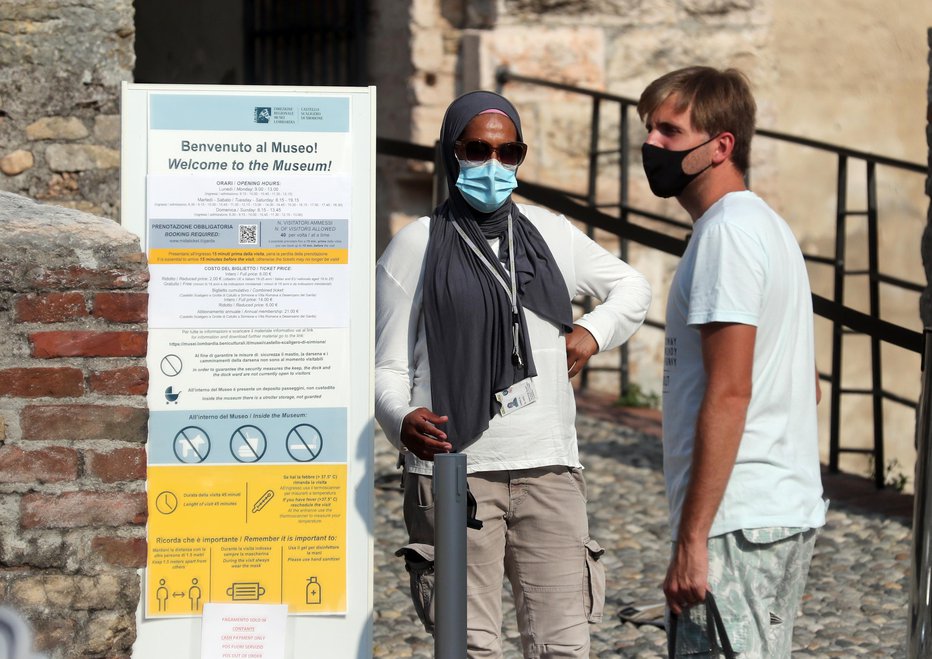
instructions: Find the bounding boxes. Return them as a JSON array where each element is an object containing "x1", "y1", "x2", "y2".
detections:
[
  {"x1": 882, "y1": 459, "x2": 910, "y2": 492},
  {"x1": 867, "y1": 457, "x2": 909, "y2": 492},
  {"x1": 615, "y1": 383, "x2": 660, "y2": 409}
]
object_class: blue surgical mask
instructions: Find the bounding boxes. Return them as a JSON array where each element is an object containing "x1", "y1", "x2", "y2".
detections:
[{"x1": 455, "y1": 159, "x2": 518, "y2": 213}]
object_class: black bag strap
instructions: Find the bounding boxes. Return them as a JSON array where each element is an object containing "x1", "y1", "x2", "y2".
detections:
[
  {"x1": 667, "y1": 603, "x2": 678, "y2": 658},
  {"x1": 667, "y1": 591, "x2": 737, "y2": 659},
  {"x1": 704, "y1": 592, "x2": 736, "y2": 658},
  {"x1": 465, "y1": 484, "x2": 483, "y2": 530}
]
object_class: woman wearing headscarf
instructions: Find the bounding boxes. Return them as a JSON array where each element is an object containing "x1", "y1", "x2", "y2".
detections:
[{"x1": 375, "y1": 90, "x2": 651, "y2": 658}]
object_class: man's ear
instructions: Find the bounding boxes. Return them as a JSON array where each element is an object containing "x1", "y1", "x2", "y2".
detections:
[{"x1": 711, "y1": 132, "x2": 735, "y2": 165}]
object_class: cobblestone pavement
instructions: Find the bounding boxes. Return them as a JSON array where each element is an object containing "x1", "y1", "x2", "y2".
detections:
[{"x1": 372, "y1": 410, "x2": 911, "y2": 658}]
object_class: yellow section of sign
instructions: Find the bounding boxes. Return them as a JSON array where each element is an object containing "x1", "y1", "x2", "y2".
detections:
[
  {"x1": 146, "y1": 464, "x2": 347, "y2": 617},
  {"x1": 148, "y1": 248, "x2": 348, "y2": 265}
]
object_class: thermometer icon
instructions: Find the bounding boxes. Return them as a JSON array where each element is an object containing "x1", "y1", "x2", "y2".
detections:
[{"x1": 252, "y1": 489, "x2": 274, "y2": 513}]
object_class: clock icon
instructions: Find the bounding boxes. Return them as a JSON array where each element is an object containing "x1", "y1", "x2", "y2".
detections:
[{"x1": 155, "y1": 491, "x2": 178, "y2": 515}]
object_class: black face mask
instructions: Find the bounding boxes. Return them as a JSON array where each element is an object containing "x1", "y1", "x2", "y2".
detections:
[{"x1": 641, "y1": 136, "x2": 716, "y2": 198}]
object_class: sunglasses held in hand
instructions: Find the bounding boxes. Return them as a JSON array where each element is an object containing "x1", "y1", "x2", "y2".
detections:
[{"x1": 455, "y1": 139, "x2": 528, "y2": 167}]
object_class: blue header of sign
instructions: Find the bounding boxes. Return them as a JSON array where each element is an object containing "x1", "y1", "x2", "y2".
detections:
[{"x1": 150, "y1": 94, "x2": 349, "y2": 132}]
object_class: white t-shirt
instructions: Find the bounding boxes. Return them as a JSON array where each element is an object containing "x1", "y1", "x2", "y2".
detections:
[
  {"x1": 376, "y1": 204, "x2": 652, "y2": 475},
  {"x1": 662, "y1": 191, "x2": 826, "y2": 539}
]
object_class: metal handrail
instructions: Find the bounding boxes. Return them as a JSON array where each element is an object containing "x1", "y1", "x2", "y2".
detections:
[
  {"x1": 494, "y1": 67, "x2": 926, "y2": 488},
  {"x1": 376, "y1": 71, "x2": 927, "y2": 488}
]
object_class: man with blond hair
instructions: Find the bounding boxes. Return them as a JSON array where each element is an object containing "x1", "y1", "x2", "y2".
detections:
[{"x1": 638, "y1": 67, "x2": 826, "y2": 657}]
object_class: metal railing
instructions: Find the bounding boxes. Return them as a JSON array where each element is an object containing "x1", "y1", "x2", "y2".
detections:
[
  {"x1": 495, "y1": 68, "x2": 926, "y2": 488},
  {"x1": 376, "y1": 68, "x2": 927, "y2": 487}
]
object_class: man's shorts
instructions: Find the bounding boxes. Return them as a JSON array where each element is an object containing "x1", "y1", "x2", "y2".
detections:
[{"x1": 668, "y1": 527, "x2": 818, "y2": 658}]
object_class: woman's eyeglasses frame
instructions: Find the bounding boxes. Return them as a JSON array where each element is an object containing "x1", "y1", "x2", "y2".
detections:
[{"x1": 454, "y1": 139, "x2": 528, "y2": 167}]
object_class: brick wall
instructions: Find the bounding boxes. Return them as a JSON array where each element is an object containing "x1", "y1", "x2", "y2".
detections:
[{"x1": 0, "y1": 191, "x2": 148, "y2": 658}]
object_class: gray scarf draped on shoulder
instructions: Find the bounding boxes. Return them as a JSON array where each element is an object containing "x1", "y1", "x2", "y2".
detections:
[{"x1": 422, "y1": 90, "x2": 574, "y2": 451}]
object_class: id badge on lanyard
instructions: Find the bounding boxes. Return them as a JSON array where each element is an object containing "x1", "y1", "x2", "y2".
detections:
[{"x1": 495, "y1": 377, "x2": 538, "y2": 416}]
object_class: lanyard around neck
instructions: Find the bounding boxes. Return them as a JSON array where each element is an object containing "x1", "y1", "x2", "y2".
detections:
[{"x1": 450, "y1": 215, "x2": 525, "y2": 368}]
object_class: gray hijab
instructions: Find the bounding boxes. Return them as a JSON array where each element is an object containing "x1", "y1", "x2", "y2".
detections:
[{"x1": 422, "y1": 90, "x2": 574, "y2": 451}]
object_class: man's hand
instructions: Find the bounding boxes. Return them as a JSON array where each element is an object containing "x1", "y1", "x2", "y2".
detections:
[
  {"x1": 663, "y1": 539, "x2": 709, "y2": 615},
  {"x1": 566, "y1": 324, "x2": 599, "y2": 378},
  {"x1": 400, "y1": 407, "x2": 452, "y2": 460}
]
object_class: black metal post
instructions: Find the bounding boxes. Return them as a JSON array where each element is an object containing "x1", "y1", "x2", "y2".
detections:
[
  {"x1": 828, "y1": 154, "x2": 848, "y2": 473},
  {"x1": 866, "y1": 161, "x2": 885, "y2": 487},
  {"x1": 618, "y1": 104, "x2": 631, "y2": 395},
  {"x1": 908, "y1": 329, "x2": 932, "y2": 657},
  {"x1": 579, "y1": 98, "x2": 601, "y2": 392}
]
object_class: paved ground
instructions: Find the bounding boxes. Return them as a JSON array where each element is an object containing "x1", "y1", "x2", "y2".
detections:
[{"x1": 371, "y1": 396, "x2": 913, "y2": 657}]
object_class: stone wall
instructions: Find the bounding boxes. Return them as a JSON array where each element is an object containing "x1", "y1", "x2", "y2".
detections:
[
  {"x1": 0, "y1": 0, "x2": 134, "y2": 218},
  {"x1": 0, "y1": 192, "x2": 148, "y2": 658}
]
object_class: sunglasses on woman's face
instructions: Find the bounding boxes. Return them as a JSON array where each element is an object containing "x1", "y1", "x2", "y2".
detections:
[{"x1": 454, "y1": 139, "x2": 528, "y2": 167}]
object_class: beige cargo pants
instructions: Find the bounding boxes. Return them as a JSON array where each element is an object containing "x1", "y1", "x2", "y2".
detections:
[{"x1": 397, "y1": 466, "x2": 605, "y2": 659}]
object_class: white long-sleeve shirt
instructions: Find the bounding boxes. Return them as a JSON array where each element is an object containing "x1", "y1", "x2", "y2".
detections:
[{"x1": 375, "y1": 204, "x2": 651, "y2": 475}]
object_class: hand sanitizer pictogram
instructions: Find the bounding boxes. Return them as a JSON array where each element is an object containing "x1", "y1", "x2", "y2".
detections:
[{"x1": 306, "y1": 576, "x2": 322, "y2": 604}]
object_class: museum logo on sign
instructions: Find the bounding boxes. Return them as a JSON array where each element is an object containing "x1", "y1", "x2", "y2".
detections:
[{"x1": 254, "y1": 107, "x2": 272, "y2": 123}]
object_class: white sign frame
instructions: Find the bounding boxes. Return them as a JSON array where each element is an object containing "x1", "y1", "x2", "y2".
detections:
[{"x1": 121, "y1": 82, "x2": 375, "y2": 659}]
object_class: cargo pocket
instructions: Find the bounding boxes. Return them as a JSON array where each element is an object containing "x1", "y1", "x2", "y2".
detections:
[
  {"x1": 719, "y1": 612, "x2": 749, "y2": 653},
  {"x1": 395, "y1": 542, "x2": 436, "y2": 634},
  {"x1": 583, "y1": 538, "x2": 606, "y2": 623}
]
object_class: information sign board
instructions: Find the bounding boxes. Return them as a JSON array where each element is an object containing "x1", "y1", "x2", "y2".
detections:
[{"x1": 122, "y1": 83, "x2": 374, "y2": 658}]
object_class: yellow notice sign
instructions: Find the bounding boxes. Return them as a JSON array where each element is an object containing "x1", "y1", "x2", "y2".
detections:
[
  {"x1": 146, "y1": 464, "x2": 347, "y2": 617},
  {"x1": 148, "y1": 248, "x2": 348, "y2": 265}
]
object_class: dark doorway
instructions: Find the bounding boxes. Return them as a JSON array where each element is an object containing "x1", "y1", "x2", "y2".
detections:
[
  {"x1": 244, "y1": 0, "x2": 368, "y2": 86},
  {"x1": 134, "y1": 0, "x2": 247, "y2": 84},
  {"x1": 134, "y1": 0, "x2": 367, "y2": 86}
]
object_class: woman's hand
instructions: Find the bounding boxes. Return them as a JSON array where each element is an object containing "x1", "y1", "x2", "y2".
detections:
[
  {"x1": 400, "y1": 407, "x2": 452, "y2": 460},
  {"x1": 566, "y1": 324, "x2": 599, "y2": 378}
]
